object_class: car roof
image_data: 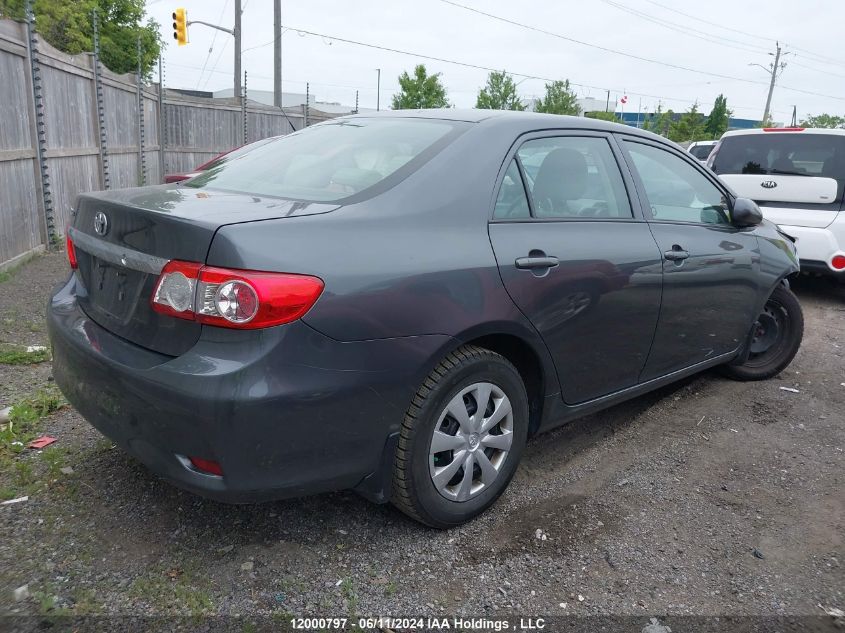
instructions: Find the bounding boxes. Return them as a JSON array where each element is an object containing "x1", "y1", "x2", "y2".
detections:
[
  {"x1": 721, "y1": 127, "x2": 845, "y2": 138},
  {"x1": 341, "y1": 108, "x2": 665, "y2": 141}
]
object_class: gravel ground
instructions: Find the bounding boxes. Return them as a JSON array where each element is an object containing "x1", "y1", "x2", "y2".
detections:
[{"x1": 0, "y1": 251, "x2": 843, "y2": 631}]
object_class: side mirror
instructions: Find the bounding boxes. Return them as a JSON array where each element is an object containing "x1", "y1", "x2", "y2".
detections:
[{"x1": 731, "y1": 197, "x2": 763, "y2": 227}]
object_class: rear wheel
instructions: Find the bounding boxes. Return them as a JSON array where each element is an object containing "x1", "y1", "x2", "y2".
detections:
[
  {"x1": 392, "y1": 345, "x2": 528, "y2": 528},
  {"x1": 721, "y1": 285, "x2": 803, "y2": 381}
]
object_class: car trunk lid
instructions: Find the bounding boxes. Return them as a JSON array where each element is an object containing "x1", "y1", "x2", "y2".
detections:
[
  {"x1": 70, "y1": 185, "x2": 338, "y2": 356},
  {"x1": 719, "y1": 173, "x2": 840, "y2": 228}
]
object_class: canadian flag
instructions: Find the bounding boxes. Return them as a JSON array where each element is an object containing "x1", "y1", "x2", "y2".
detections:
[{"x1": 619, "y1": 95, "x2": 628, "y2": 104}]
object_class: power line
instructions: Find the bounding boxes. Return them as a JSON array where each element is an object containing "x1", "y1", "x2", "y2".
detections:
[
  {"x1": 195, "y1": 0, "x2": 229, "y2": 89},
  {"x1": 638, "y1": 0, "x2": 773, "y2": 43},
  {"x1": 597, "y1": 0, "x2": 770, "y2": 56},
  {"x1": 638, "y1": 0, "x2": 845, "y2": 70},
  {"x1": 201, "y1": 37, "x2": 231, "y2": 91},
  {"x1": 434, "y1": 0, "x2": 845, "y2": 102},
  {"x1": 165, "y1": 60, "x2": 789, "y2": 119}
]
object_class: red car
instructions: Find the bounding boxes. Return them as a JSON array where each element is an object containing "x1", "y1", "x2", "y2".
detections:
[{"x1": 164, "y1": 136, "x2": 278, "y2": 183}]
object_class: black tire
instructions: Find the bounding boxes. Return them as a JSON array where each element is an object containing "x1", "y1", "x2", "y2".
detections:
[
  {"x1": 392, "y1": 345, "x2": 529, "y2": 528},
  {"x1": 721, "y1": 284, "x2": 804, "y2": 381}
]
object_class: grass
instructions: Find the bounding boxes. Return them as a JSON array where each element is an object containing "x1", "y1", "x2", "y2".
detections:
[
  {"x1": 32, "y1": 584, "x2": 102, "y2": 617},
  {"x1": 127, "y1": 565, "x2": 214, "y2": 614},
  {"x1": 0, "y1": 388, "x2": 67, "y2": 499},
  {"x1": 339, "y1": 577, "x2": 358, "y2": 619},
  {"x1": 1, "y1": 388, "x2": 65, "y2": 443},
  {"x1": 0, "y1": 344, "x2": 50, "y2": 365}
]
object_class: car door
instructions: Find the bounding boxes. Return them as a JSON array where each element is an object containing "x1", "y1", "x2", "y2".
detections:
[
  {"x1": 488, "y1": 132, "x2": 663, "y2": 404},
  {"x1": 619, "y1": 137, "x2": 761, "y2": 381}
]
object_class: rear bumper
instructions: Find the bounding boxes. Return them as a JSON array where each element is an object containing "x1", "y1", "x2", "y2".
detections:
[
  {"x1": 48, "y1": 274, "x2": 449, "y2": 503},
  {"x1": 776, "y1": 223, "x2": 845, "y2": 275}
]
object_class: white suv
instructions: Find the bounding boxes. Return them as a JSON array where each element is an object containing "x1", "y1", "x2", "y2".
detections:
[{"x1": 708, "y1": 127, "x2": 845, "y2": 278}]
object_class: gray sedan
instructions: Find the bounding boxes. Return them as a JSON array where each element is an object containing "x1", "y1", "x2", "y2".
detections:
[{"x1": 49, "y1": 110, "x2": 802, "y2": 527}]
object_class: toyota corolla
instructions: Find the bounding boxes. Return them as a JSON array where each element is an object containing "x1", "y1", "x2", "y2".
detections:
[{"x1": 48, "y1": 110, "x2": 803, "y2": 528}]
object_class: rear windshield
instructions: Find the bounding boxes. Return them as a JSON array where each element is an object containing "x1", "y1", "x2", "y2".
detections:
[
  {"x1": 185, "y1": 118, "x2": 464, "y2": 201},
  {"x1": 688, "y1": 144, "x2": 714, "y2": 160},
  {"x1": 197, "y1": 137, "x2": 276, "y2": 172},
  {"x1": 711, "y1": 133, "x2": 845, "y2": 179}
]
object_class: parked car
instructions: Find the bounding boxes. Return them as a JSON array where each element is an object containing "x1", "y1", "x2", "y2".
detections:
[
  {"x1": 708, "y1": 127, "x2": 845, "y2": 278},
  {"x1": 163, "y1": 136, "x2": 277, "y2": 183},
  {"x1": 50, "y1": 111, "x2": 803, "y2": 528},
  {"x1": 687, "y1": 140, "x2": 717, "y2": 164}
]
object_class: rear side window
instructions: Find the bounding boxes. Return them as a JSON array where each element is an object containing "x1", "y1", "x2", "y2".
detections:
[
  {"x1": 494, "y1": 160, "x2": 531, "y2": 219},
  {"x1": 186, "y1": 118, "x2": 464, "y2": 202},
  {"x1": 626, "y1": 141, "x2": 730, "y2": 225},
  {"x1": 516, "y1": 137, "x2": 632, "y2": 219},
  {"x1": 689, "y1": 144, "x2": 714, "y2": 160}
]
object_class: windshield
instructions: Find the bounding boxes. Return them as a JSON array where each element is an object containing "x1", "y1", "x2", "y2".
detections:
[
  {"x1": 689, "y1": 144, "x2": 714, "y2": 160},
  {"x1": 186, "y1": 118, "x2": 464, "y2": 201},
  {"x1": 711, "y1": 133, "x2": 845, "y2": 179}
]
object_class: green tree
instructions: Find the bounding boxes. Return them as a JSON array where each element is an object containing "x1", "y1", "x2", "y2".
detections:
[
  {"x1": 704, "y1": 94, "x2": 731, "y2": 139},
  {"x1": 0, "y1": 0, "x2": 161, "y2": 77},
  {"x1": 669, "y1": 103, "x2": 707, "y2": 142},
  {"x1": 476, "y1": 70, "x2": 525, "y2": 111},
  {"x1": 641, "y1": 105, "x2": 675, "y2": 137},
  {"x1": 390, "y1": 64, "x2": 450, "y2": 110},
  {"x1": 799, "y1": 113, "x2": 845, "y2": 128},
  {"x1": 533, "y1": 79, "x2": 579, "y2": 115},
  {"x1": 585, "y1": 111, "x2": 618, "y2": 122}
]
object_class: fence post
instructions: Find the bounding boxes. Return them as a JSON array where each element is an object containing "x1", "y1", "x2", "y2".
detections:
[
  {"x1": 136, "y1": 38, "x2": 146, "y2": 186},
  {"x1": 24, "y1": 0, "x2": 56, "y2": 245},
  {"x1": 91, "y1": 10, "x2": 111, "y2": 190},
  {"x1": 242, "y1": 70, "x2": 248, "y2": 144},
  {"x1": 158, "y1": 55, "x2": 165, "y2": 182}
]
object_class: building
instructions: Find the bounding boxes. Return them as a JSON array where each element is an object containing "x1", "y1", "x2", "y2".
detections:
[{"x1": 211, "y1": 88, "x2": 370, "y2": 114}]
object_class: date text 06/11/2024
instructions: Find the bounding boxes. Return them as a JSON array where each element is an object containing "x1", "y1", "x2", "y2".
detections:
[{"x1": 290, "y1": 616, "x2": 548, "y2": 630}]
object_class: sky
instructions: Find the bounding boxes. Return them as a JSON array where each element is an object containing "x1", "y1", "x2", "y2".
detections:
[{"x1": 146, "y1": 0, "x2": 845, "y2": 122}]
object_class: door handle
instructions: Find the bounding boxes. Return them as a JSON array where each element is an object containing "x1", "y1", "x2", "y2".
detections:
[
  {"x1": 515, "y1": 255, "x2": 559, "y2": 270},
  {"x1": 663, "y1": 245, "x2": 689, "y2": 262}
]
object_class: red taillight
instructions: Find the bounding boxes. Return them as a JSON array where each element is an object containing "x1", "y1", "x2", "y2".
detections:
[
  {"x1": 762, "y1": 127, "x2": 805, "y2": 132},
  {"x1": 831, "y1": 255, "x2": 845, "y2": 271},
  {"x1": 66, "y1": 233, "x2": 78, "y2": 270},
  {"x1": 188, "y1": 456, "x2": 224, "y2": 476},
  {"x1": 151, "y1": 261, "x2": 324, "y2": 329}
]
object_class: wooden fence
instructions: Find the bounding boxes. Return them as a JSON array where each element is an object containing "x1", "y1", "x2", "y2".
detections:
[{"x1": 0, "y1": 17, "x2": 334, "y2": 269}]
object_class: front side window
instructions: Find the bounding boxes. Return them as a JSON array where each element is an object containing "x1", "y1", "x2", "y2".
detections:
[
  {"x1": 186, "y1": 118, "x2": 464, "y2": 202},
  {"x1": 493, "y1": 159, "x2": 530, "y2": 219},
  {"x1": 625, "y1": 141, "x2": 730, "y2": 225},
  {"x1": 516, "y1": 137, "x2": 632, "y2": 219}
]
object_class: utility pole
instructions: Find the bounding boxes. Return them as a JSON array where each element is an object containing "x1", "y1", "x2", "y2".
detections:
[
  {"x1": 273, "y1": 0, "x2": 282, "y2": 107},
  {"x1": 762, "y1": 42, "x2": 782, "y2": 125},
  {"x1": 376, "y1": 68, "x2": 381, "y2": 111},
  {"x1": 749, "y1": 42, "x2": 790, "y2": 125},
  {"x1": 234, "y1": 0, "x2": 242, "y2": 100}
]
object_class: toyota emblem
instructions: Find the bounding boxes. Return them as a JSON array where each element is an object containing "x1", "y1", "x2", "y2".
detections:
[
  {"x1": 93, "y1": 211, "x2": 109, "y2": 236},
  {"x1": 761, "y1": 180, "x2": 778, "y2": 189}
]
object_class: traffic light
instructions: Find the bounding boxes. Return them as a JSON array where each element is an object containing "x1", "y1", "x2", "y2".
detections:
[{"x1": 172, "y1": 8, "x2": 188, "y2": 46}]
